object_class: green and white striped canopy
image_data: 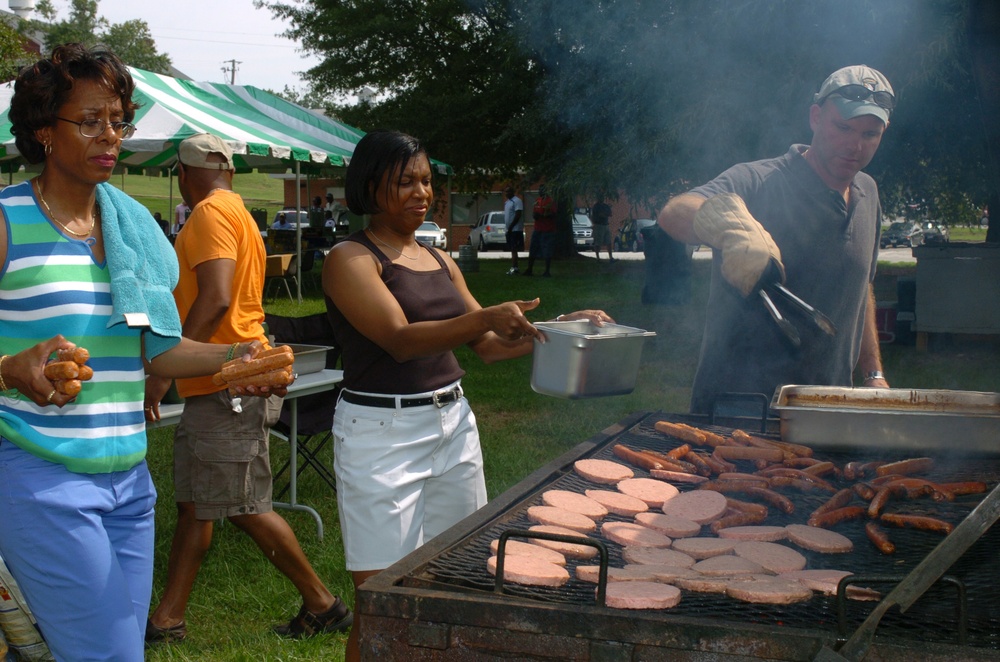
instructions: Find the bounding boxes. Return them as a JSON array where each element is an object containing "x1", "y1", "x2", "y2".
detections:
[{"x1": 1, "y1": 67, "x2": 452, "y2": 176}]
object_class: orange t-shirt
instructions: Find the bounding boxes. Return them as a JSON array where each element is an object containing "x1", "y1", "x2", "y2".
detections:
[{"x1": 173, "y1": 189, "x2": 267, "y2": 397}]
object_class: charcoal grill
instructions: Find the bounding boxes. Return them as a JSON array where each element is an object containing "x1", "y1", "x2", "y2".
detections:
[{"x1": 360, "y1": 411, "x2": 1000, "y2": 661}]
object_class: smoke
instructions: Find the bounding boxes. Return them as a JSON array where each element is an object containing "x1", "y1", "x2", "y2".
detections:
[{"x1": 506, "y1": 0, "x2": 946, "y2": 195}]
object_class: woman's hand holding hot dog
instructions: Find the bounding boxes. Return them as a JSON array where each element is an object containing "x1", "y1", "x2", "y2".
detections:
[{"x1": 1, "y1": 335, "x2": 82, "y2": 407}]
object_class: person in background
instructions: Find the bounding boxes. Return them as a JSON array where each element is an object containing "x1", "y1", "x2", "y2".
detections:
[
  {"x1": 657, "y1": 64, "x2": 893, "y2": 415},
  {"x1": 323, "y1": 130, "x2": 612, "y2": 661},
  {"x1": 590, "y1": 195, "x2": 614, "y2": 261},
  {"x1": 144, "y1": 133, "x2": 351, "y2": 644},
  {"x1": 272, "y1": 211, "x2": 293, "y2": 230},
  {"x1": 173, "y1": 200, "x2": 190, "y2": 235},
  {"x1": 0, "y1": 43, "x2": 269, "y2": 662},
  {"x1": 503, "y1": 185, "x2": 524, "y2": 274},
  {"x1": 153, "y1": 210, "x2": 169, "y2": 236},
  {"x1": 523, "y1": 184, "x2": 557, "y2": 277}
]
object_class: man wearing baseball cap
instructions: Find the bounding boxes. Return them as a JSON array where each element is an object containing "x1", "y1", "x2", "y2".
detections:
[
  {"x1": 145, "y1": 133, "x2": 352, "y2": 642},
  {"x1": 657, "y1": 65, "x2": 894, "y2": 415}
]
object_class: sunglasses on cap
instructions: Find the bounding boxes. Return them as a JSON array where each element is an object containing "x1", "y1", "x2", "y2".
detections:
[{"x1": 824, "y1": 84, "x2": 895, "y2": 113}]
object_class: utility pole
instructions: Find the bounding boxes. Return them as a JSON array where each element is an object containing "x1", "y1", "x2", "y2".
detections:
[{"x1": 221, "y1": 59, "x2": 241, "y2": 85}]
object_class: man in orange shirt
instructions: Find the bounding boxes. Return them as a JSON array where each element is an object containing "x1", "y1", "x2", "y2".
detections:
[{"x1": 144, "y1": 134, "x2": 351, "y2": 643}]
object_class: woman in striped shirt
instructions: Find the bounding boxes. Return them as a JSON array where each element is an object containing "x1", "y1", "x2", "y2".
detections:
[{"x1": 0, "y1": 44, "x2": 269, "y2": 661}]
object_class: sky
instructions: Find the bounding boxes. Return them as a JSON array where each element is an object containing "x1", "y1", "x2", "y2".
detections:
[{"x1": 32, "y1": 0, "x2": 321, "y2": 93}]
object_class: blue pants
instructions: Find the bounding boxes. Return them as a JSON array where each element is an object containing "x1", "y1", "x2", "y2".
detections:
[{"x1": 0, "y1": 439, "x2": 156, "y2": 662}]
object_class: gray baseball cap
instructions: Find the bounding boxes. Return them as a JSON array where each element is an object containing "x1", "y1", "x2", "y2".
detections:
[{"x1": 814, "y1": 65, "x2": 894, "y2": 124}]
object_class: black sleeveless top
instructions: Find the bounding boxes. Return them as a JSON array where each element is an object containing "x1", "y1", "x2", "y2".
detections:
[{"x1": 325, "y1": 231, "x2": 466, "y2": 394}]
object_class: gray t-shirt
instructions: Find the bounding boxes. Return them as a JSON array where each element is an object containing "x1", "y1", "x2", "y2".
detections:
[{"x1": 687, "y1": 145, "x2": 881, "y2": 414}]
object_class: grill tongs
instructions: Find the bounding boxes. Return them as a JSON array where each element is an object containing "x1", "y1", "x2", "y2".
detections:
[{"x1": 756, "y1": 264, "x2": 837, "y2": 347}]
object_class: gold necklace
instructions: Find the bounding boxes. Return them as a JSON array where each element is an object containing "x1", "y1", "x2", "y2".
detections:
[
  {"x1": 367, "y1": 227, "x2": 420, "y2": 261},
  {"x1": 35, "y1": 180, "x2": 97, "y2": 238}
]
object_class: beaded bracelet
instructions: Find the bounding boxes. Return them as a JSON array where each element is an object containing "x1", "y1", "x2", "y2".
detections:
[
  {"x1": 0, "y1": 355, "x2": 8, "y2": 391},
  {"x1": 225, "y1": 343, "x2": 240, "y2": 362}
]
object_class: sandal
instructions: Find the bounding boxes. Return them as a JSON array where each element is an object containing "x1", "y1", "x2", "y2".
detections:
[
  {"x1": 144, "y1": 619, "x2": 187, "y2": 645},
  {"x1": 273, "y1": 598, "x2": 353, "y2": 638}
]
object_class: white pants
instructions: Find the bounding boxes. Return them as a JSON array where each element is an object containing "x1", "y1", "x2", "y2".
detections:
[{"x1": 333, "y1": 383, "x2": 487, "y2": 571}]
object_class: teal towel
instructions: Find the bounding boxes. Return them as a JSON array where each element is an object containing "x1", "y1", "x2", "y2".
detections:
[{"x1": 96, "y1": 183, "x2": 182, "y2": 360}]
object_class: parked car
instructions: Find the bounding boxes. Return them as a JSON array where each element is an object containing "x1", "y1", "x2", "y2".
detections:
[
  {"x1": 468, "y1": 211, "x2": 507, "y2": 251},
  {"x1": 572, "y1": 213, "x2": 594, "y2": 248},
  {"x1": 879, "y1": 221, "x2": 923, "y2": 248},
  {"x1": 614, "y1": 218, "x2": 658, "y2": 252},
  {"x1": 415, "y1": 221, "x2": 447, "y2": 249},
  {"x1": 921, "y1": 220, "x2": 950, "y2": 244}
]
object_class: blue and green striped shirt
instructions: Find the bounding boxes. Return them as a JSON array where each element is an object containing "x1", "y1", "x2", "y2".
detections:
[{"x1": 0, "y1": 181, "x2": 146, "y2": 474}]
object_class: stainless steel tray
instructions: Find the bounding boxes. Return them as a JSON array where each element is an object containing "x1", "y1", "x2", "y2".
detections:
[
  {"x1": 283, "y1": 343, "x2": 333, "y2": 375},
  {"x1": 530, "y1": 321, "x2": 655, "y2": 399},
  {"x1": 770, "y1": 385, "x2": 1000, "y2": 455}
]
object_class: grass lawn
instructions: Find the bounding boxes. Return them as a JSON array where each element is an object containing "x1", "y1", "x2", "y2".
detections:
[
  {"x1": 142, "y1": 254, "x2": 1000, "y2": 661},
  {"x1": 4, "y1": 170, "x2": 288, "y2": 223}
]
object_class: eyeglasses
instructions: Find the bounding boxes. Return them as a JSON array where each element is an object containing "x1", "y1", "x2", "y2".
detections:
[
  {"x1": 56, "y1": 117, "x2": 137, "y2": 139},
  {"x1": 824, "y1": 84, "x2": 895, "y2": 113}
]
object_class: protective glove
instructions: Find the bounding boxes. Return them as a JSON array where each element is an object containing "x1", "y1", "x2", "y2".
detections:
[{"x1": 692, "y1": 193, "x2": 785, "y2": 296}]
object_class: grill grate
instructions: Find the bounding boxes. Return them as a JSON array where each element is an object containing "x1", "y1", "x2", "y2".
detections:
[{"x1": 424, "y1": 413, "x2": 1000, "y2": 651}]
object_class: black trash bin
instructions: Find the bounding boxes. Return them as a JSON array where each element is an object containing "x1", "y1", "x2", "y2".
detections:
[{"x1": 640, "y1": 225, "x2": 692, "y2": 305}]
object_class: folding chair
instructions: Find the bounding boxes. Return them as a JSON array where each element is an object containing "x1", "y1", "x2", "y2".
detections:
[{"x1": 265, "y1": 312, "x2": 341, "y2": 498}]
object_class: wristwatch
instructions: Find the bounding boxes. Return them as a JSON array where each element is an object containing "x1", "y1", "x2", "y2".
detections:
[{"x1": 863, "y1": 370, "x2": 884, "y2": 382}]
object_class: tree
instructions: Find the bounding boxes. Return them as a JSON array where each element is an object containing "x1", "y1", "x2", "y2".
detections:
[
  {"x1": 261, "y1": 0, "x2": 989, "y2": 221},
  {"x1": 0, "y1": 20, "x2": 31, "y2": 82},
  {"x1": 25, "y1": 0, "x2": 172, "y2": 74}
]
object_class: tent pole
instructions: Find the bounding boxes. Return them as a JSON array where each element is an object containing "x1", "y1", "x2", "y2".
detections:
[{"x1": 295, "y1": 161, "x2": 302, "y2": 303}]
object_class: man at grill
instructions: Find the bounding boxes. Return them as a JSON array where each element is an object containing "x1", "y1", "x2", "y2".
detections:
[{"x1": 657, "y1": 65, "x2": 892, "y2": 414}]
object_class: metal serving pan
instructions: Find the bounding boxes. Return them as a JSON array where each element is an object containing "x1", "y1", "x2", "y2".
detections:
[
  {"x1": 530, "y1": 321, "x2": 655, "y2": 399},
  {"x1": 770, "y1": 385, "x2": 1000, "y2": 455},
  {"x1": 284, "y1": 343, "x2": 333, "y2": 375}
]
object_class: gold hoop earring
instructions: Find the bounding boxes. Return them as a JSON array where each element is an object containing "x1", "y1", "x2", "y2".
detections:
[{"x1": 44, "y1": 143, "x2": 52, "y2": 156}]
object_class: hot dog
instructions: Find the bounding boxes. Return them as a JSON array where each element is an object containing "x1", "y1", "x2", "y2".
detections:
[
  {"x1": 44, "y1": 361, "x2": 79, "y2": 380},
  {"x1": 743, "y1": 486, "x2": 795, "y2": 514},
  {"x1": 852, "y1": 482, "x2": 877, "y2": 501},
  {"x1": 710, "y1": 509, "x2": 767, "y2": 533},
  {"x1": 219, "y1": 344, "x2": 293, "y2": 372},
  {"x1": 709, "y1": 450, "x2": 737, "y2": 473},
  {"x1": 713, "y1": 445, "x2": 785, "y2": 463},
  {"x1": 683, "y1": 451, "x2": 714, "y2": 477},
  {"x1": 649, "y1": 469, "x2": 709, "y2": 485},
  {"x1": 865, "y1": 521, "x2": 896, "y2": 554},
  {"x1": 724, "y1": 498, "x2": 769, "y2": 518},
  {"x1": 801, "y1": 461, "x2": 837, "y2": 478},
  {"x1": 807, "y1": 505, "x2": 866, "y2": 529},
  {"x1": 225, "y1": 366, "x2": 295, "y2": 389},
  {"x1": 57, "y1": 346, "x2": 90, "y2": 364},
  {"x1": 732, "y1": 429, "x2": 813, "y2": 458},
  {"x1": 612, "y1": 444, "x2": 664, "y2": 471},
  {"x1": 221, "y1": 350, "x2": 294, "y2": 382},
  {"x1": 56, "y1": 379, "x2": 82, "y2": 397},
  {"x1": 936, "y1": 481, "x2": 989, "y2": 496},
  {"x1": 638, "y1": 449, "x2": 698, "y2": 473},
  {"x1": 875, "y1": 457, "x2": 934, "y2": 477},
  {"x1": 717, "y1": 472, "x2": 770, "y2": 486},
  {"x1": 879, "y1": 513, "x2": 954, "y2": 535},
  {"x1": 654, "y1": 421, "x2": 709, "y2": 446},
  {"x1": 665, "y1": 444, "x2": 691, "y2": 460},
  {"x1": 77, "y1": 364, "x2": 94, "y2": 381},
  {"x1": 757, "y1": 467, "x2": 835, "y2": 491},
  {"x1": 867, "y1": 484, "x2": 908, "y2": 519},
  {"x1": 809, "y1": 488, "x2": 855, "y2": 521},
  {"x1": 767, "y1": 475, "x2": 837, "y2": 494}
]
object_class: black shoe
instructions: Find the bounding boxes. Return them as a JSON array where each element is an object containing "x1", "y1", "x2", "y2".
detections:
[
  {"x1": 541, "y1": 272, "x2": 551, "y2": 277},
  {"x1": 273, "y1": 598, "x2": 354, "y2": 638},
  {"x1": 522, "y1": 270, "x2": 533, "y2": 276},
  {"x1": 145, "y1": 619, "x2": 187, "y2": 645}
]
